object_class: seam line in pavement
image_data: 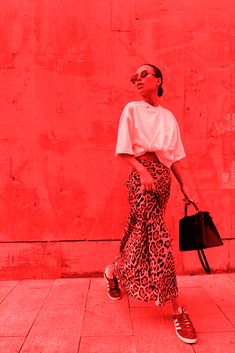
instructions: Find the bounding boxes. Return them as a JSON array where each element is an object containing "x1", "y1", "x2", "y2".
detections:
[
  {"x1": 77, "y1": 278, "x2": 91, "y2": 353},
  {"x1": 0, "y1": 281, "x2": 20, "y2": 305},
  {"x1": 18, "y1": 279, "x2": 56, "y2": 353}
]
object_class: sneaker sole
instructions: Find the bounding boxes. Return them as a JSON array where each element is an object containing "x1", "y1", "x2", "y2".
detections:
[
  {"x1": 103, "y1": 271, "x2": 122, "y2": 301},
  {"x1": 175, "y1": 330, "x2": 197, "y2": 344},
  {"x1": 107, "y1": 291, "x2": 122, "y2": 301}
]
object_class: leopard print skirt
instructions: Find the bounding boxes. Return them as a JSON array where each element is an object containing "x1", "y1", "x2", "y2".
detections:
[{"x1": 113, "y1": 158, "x2": 178, "y2": 306}]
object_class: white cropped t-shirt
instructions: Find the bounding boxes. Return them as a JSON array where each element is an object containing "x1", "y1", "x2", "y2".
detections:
[{"x1": 115, "y1": 100, "x2": 186, "y2": 168}]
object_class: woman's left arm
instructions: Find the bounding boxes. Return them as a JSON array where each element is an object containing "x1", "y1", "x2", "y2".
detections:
[{"x1": 170, "y1": 159, "x2": 199, "y2": 206}]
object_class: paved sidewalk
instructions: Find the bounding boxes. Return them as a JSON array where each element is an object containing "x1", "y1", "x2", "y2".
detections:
[{"x1": 0, "y1": 273, "x2": 234, "y2": 353}]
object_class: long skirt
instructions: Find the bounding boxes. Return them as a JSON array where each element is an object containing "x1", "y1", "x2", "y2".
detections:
[{"x1": 113, "y1": 158, "x2": 178, "y2": 306}]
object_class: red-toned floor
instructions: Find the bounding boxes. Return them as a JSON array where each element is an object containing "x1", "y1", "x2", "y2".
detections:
[{"x1": 0, "y1": 274, "x2": 234, "y2": 352}]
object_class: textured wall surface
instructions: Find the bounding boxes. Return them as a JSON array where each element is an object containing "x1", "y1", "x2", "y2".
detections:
[{"x1": 0, "y1": 0, "x2": 234, "y2": 278}]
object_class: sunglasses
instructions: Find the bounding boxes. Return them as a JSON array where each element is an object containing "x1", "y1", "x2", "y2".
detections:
[{"x1": 130, "y1": 70, "x2": 157, "y2": 84}]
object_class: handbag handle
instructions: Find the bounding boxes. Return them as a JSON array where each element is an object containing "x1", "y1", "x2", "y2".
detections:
[
  {"x1": 197, "y1": 249, "x2": 211, "y2": 273},
  {"x1": 184, "y1": 200, "x2": 211, "y2": 274},
  {"x1": 184, "y1": 200, "x2": 200, "y2": 216}
]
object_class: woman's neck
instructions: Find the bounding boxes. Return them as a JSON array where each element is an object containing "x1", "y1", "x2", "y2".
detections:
[{"x1": 141, "y1": 94, "x2": 159, "y2": 107}]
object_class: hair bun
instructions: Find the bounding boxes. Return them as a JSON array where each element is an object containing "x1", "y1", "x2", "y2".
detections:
[{"x1": 158, "y1": 85, "x2": 163, "y2": 97}]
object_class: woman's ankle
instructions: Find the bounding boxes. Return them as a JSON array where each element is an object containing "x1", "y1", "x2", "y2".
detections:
[
  {"x1": 171, "y1": 298, "x2": 181, "y2": 314},
  {"x1": 105, "y1": 265, "x2": 115, "y2": 279}
]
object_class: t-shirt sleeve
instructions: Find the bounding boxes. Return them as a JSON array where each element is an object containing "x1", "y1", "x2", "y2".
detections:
[
  {"x1": 115, "y1": 104, "x2": 134, "y2": 155},
  {"x1": 171, "y1": 120, "x2": 186, "y2": 163}
]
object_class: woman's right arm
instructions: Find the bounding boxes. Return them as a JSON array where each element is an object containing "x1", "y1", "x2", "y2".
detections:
[{"x1": 117, "y1": 154, "x2": 155, "y2": 192}]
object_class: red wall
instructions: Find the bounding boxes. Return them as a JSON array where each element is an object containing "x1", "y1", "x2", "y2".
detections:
[{"x1": 0, "y1": 0, "x2": 234, "y2": 278}]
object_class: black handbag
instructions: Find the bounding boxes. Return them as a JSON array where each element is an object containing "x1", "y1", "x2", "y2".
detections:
[{"x1": 179, "y1": 202, "x2": 223, "y2": 273}]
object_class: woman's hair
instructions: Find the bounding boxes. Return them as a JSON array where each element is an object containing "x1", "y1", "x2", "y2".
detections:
[{"x1": 143, "y1": 63, "x2": 164, "y2": 97}]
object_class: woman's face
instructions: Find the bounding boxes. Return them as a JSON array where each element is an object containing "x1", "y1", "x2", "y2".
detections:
[{"x1": 130, "y1": 65, "x2": 161, "y2": 97}]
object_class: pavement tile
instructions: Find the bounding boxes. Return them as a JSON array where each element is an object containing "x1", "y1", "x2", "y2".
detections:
[
  {"x1": 0, "y1": 336, "x2": 25, "y2": 353},
  {"x1": 42, "y1": 278, "x2": 90, "y2": 309},
  {"x1": 79, "y1": 336, "x2": 137, "y2": 353},
  {"x1": 195, "y1": 274, "x2": 235, "y2": 306},
  {"x1": 130, "y1": 307, "x2": 194, "y2": 353},
  {"x1": 0, "y1": 308, "x2": 43, "y2": 336},
  {"x1": 0, "y1": 281, "x2": 18, "y2": 302},
  {"x1": 20, "y1": 308, "x2": 83, "y2": 353},
  {"x1": 28, "y1": 278, "x2": 90, "y2": 350},
  {"x1": 15, "y1": 280, "x2": 55, "y2": 290},
  {"x1": 219, "y1": 305, "x2": 235, "y2": 327},
  {"x1": 193, "y1": 332, "x2": 235, "y2": 353},
  {"x1": 178, "y1": 287, "x2": 235, "y2": 332},
  {"x1": 130, "y1": 305, "x2": 171, "y2": 321},
  {"x1": 87, "y1": 278, "x2": 129, "y2": 307},
  {"x1": 0, "y1": 282, "x2": 53, "y2": 336},
  {"x1": 81, "y1": 278, "x2": 133, "y2": 336},
  {"x1": 0, "y1": 274, "x2": 233, "y2": 352},
  {"x1": 81, "y1": 301, "x2": 133, "y2": 337},
  {"x1": 134, "y1": 334, "x2": 195, "y2": 353},
  {"x1": 177, "y1": 275, "x2": 200, "y2": 288}
]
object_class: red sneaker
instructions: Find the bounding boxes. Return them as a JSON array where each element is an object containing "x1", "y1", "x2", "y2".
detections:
[
  {"x1": 103, "y1": 270, "x2": 122, "y2": 300},
  {"x1": 173, "y1": 306, "x2": 197, "y2": 344}
]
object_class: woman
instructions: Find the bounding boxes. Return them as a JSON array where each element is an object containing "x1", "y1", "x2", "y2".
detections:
[{"x1": 104, "y1": 64, "x2": 197, "y2": 344}]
